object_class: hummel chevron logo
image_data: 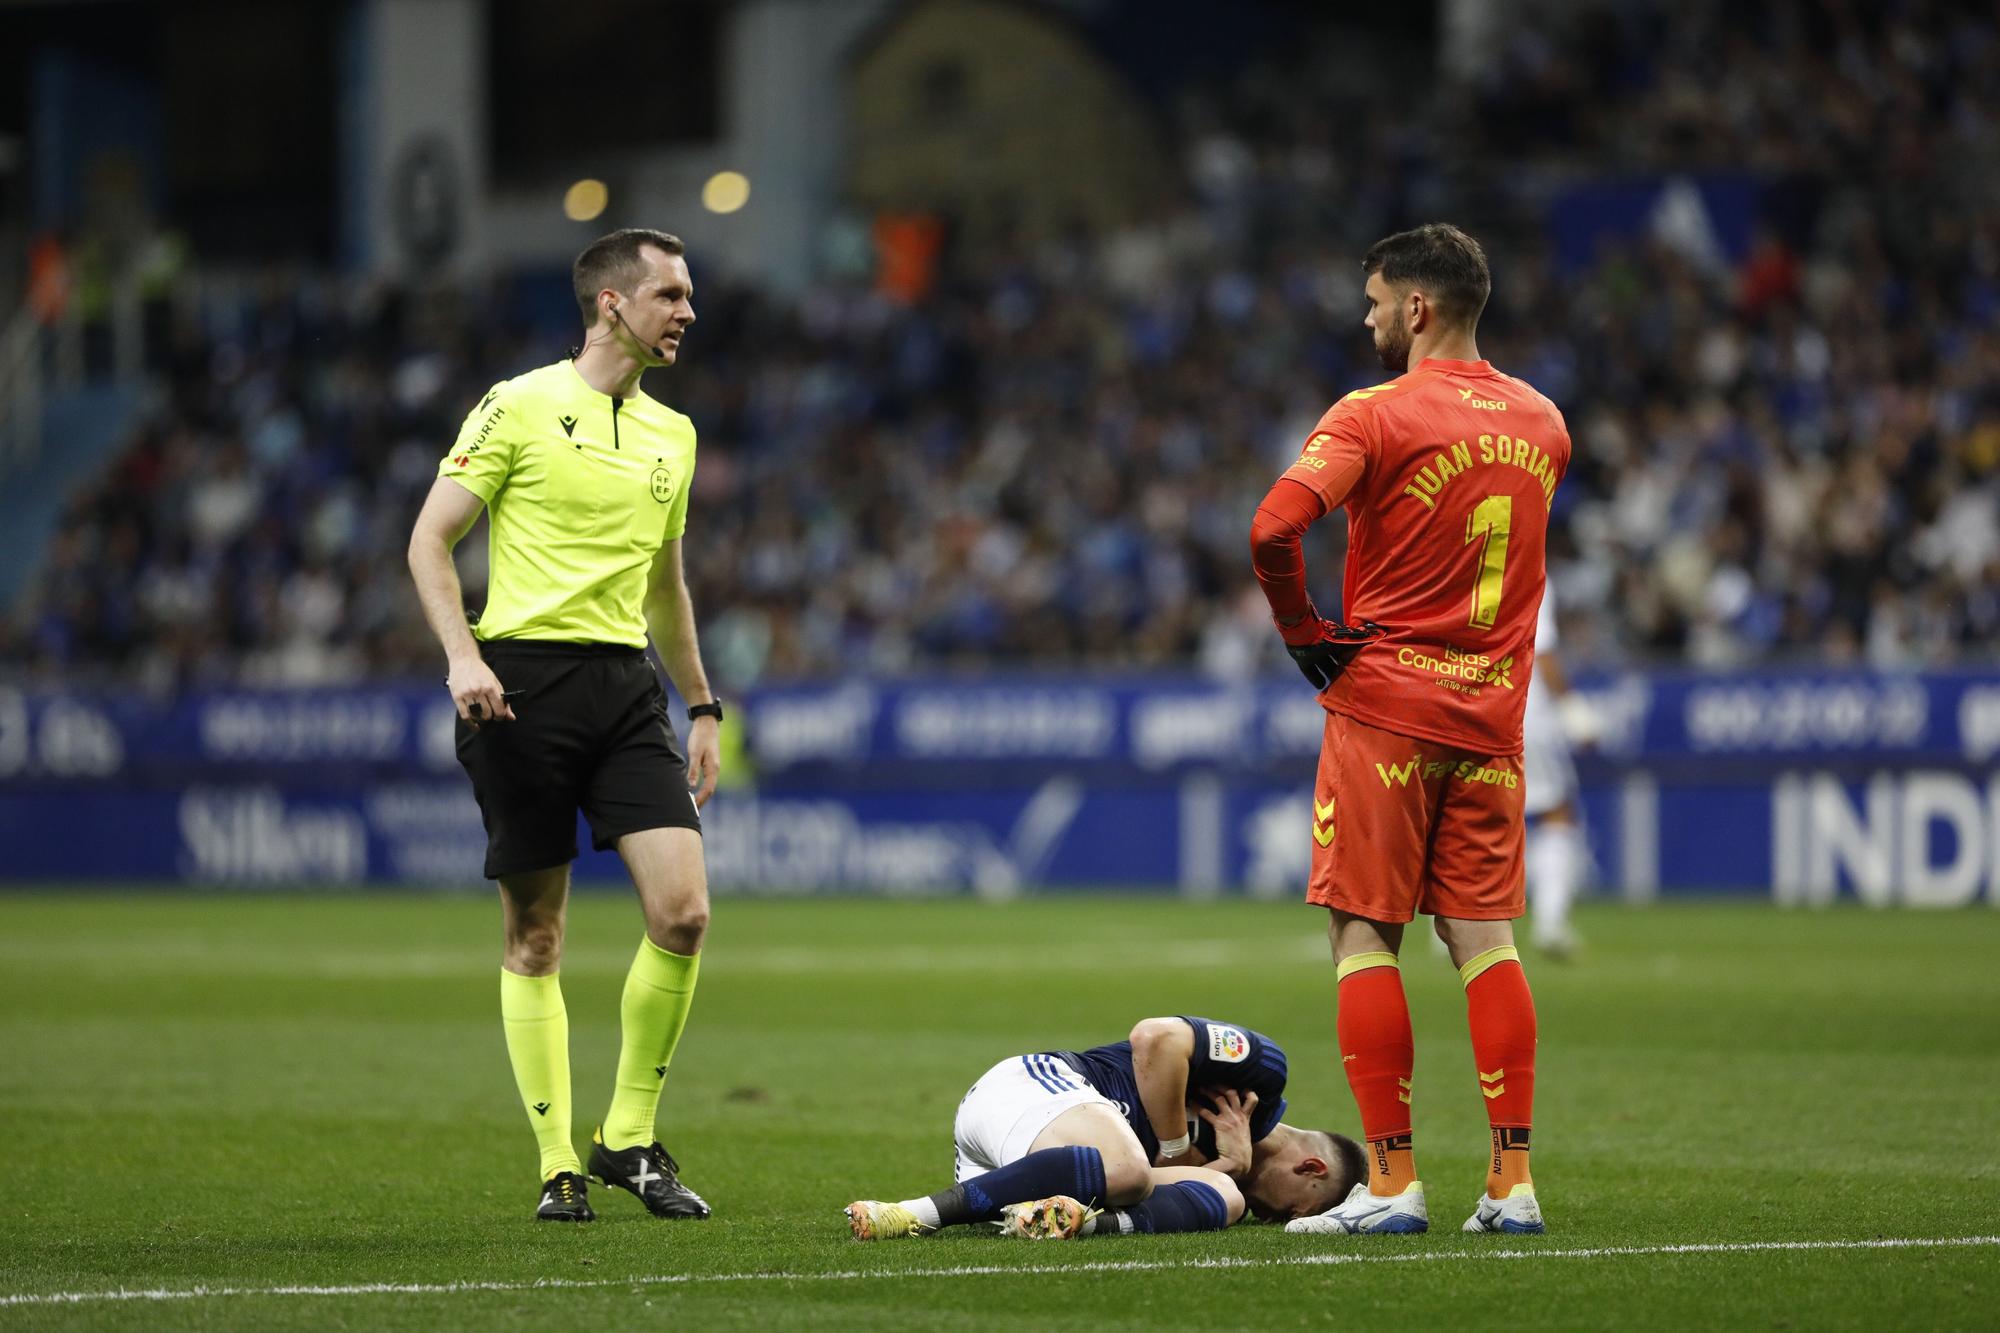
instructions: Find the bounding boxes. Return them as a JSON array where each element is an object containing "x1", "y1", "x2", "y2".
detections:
[
  {"x1": 533, "y1": 1101, "x2": 551, "y2": 1115},
  {"x1": 1479, "y1": 1069, "x2": 1506, "y2": 1099},
  {"x1": 1312, "y1": 797, "x2": 1336, "y2": 846},
  {"x1": 559, "y1": 414, "x2": 578, "y2": 438}
]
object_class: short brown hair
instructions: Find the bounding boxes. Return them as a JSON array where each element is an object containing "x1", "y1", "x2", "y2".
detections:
[
  {"x1": 1324, "y1": 1131, "x2": 1367, "y2": 1198},
  {"x1": 1362, "y1": 223, "x2": 1491, "y2": 329},
  {"x1": 573, "y1": 227, "x2": 684, "y2": 326}
]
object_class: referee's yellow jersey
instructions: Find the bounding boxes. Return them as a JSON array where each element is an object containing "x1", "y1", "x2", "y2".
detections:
[{"x1": 438, "y1": 360, "x2": 697, "y2": 647}]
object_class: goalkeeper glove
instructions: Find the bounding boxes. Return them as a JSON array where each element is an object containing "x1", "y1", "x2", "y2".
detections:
[{"x1": 1279, "y1": 615, "x2": 1384, "y2": 691}]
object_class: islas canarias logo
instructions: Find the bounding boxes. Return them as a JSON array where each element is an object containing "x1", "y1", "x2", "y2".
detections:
[{"x1": 1396, "y1": 642, "x2": 1515, "y2": 692}]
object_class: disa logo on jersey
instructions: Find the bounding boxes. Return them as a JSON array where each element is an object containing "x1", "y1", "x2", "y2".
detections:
[
  {"x1": 1209, "y1": 1025, "x2": 1251, "y2": 1064},
  {"x1": 1293, "y1": 432, "x2": 1335, "y2": 472}
]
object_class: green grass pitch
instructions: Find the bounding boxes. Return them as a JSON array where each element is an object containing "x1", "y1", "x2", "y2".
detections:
[{"x1": 1, "y1": 891, "x2": 1996, "y2": 1330}]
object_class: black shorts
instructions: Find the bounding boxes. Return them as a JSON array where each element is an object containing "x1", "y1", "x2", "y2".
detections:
[{"x1": 455, "y1": 640, "x2": 701, "y2": 879}]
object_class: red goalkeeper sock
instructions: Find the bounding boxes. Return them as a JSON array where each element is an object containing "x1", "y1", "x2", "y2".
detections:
[
  {"x1": 1336, "y1": 952, "x2": 1417, "y2": 1195},
  {"x1": 1462, "y1": 945, "x2": 1537, "y2": 1197}
]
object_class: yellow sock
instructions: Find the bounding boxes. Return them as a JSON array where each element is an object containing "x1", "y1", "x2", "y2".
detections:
[
  {"x1": 499, "y1": 969, "x2": 579, "y2": 1180},
  {"x1": 601, "y1": 939, "x2": 701, "y2": 1150},
  {"x1": 1490, "y1": 1127, "x2": 1533, "y2": 1196},
  {"x1": 1368, "y1": 1132, "x2": 1419, "y2": 1195}
]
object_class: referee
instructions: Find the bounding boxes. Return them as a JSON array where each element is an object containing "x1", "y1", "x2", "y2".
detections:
[{"x1": 407, "y1": 228, "x2": 720, "y2": 1223}]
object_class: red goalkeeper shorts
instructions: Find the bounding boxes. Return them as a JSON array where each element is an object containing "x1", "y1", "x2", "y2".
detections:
[{"x1": 1306, "y1": 709, "x2": 1526, "y2": 923}]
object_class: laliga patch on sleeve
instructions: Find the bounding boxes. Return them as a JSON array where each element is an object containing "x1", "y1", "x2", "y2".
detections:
[{"x1": 1207, "y1": 1024, "x2": 1251, "y2": 1064}]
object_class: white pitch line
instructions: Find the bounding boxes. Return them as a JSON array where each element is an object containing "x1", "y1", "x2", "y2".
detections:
[{"x1": 3, "y1": 1235, "x2": 1996, "y2": 1309}]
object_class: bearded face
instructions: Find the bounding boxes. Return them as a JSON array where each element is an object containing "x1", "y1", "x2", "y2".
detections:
[{"x1": 1373, "y1": 299, "x2": 1413, "y2": 374}]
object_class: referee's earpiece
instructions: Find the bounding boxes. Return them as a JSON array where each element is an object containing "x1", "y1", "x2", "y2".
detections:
[{"x1": 609, "y1": 302, "x2": 666, "y2": 360}]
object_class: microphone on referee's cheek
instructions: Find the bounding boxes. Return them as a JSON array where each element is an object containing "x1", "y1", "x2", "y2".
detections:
[{"x1": 610, "y1": 304, "x2": 667, "y2": 359}]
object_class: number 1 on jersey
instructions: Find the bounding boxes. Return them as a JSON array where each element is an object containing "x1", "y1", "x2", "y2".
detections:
[{"x1": 1464, "y1": 494, "x2": 1512, "y2": 629}]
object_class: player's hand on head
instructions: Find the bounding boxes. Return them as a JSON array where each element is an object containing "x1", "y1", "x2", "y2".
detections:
[
  {"x1": 1195, "y1": 1086, "x2": 1256, "y2": 1123},
  {"x1": 1283, "y1": 619, "x2": 1384, "y2": 691},
  {"x1": 686, "y1": 718, "x2": 721, "y2": 808},
  {"x1": 448, "y1": 657, "x2": 515, "y2": 727},
  {"x1": 1195, "y1": 1087, "x2": 1258, "y2": 1178}
]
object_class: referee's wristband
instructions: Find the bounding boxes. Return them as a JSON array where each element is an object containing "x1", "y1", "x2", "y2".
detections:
[
  {"x1": 1155, "y1": 1133, "x2": 1191, "y2": 1159},
  {"x1": 687, "y1": 700, "x2": 725, "y2": 723}
]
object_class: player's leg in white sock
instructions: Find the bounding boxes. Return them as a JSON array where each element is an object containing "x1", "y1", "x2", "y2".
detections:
[{"x1": 1528, "y1": 810, "x2": 1583, "y2": 951}]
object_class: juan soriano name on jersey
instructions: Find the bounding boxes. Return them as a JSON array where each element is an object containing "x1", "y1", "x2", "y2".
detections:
[{"x1": 1397, "y1": 430, "x2": 1560, "y2": 514}]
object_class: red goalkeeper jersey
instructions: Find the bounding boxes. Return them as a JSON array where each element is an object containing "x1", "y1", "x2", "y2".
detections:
[{"x1": 1272, "y1": 358, "x2": 1571, "y2": 755}]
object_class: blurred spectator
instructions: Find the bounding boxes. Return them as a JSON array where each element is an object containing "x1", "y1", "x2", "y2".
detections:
[{"x1": 6, "y1": 0, "x2": 1998, "y2": 691}]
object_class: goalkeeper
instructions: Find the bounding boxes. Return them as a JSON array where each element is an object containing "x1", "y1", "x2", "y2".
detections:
[{"x1": 845, "y1": 1016, "x2": 1363, "y2": 1239}]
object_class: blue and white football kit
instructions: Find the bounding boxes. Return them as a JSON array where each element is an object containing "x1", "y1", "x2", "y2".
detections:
[{"x1": 953, "y1": 1017, "x2": 1289, "y2": 1181}]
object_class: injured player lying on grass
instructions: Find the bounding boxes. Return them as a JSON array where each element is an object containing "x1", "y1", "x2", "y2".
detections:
[{"x1": 846, "y1": 1016, "x2": 1365, "y2": 1239}]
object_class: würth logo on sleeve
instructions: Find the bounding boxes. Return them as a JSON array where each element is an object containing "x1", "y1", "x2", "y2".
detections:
[{"x1": 471, "y1": 408, "x2": 505, "y2": 448}]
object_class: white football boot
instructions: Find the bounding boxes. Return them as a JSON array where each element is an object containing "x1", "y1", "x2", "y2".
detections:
[
  {"x1": 1462, "y1": 1183, "x2": 1546, "y2": 1234},
  {"x1": 1284, "y1": 1181, "x2": 1429, "y2": 1235}
]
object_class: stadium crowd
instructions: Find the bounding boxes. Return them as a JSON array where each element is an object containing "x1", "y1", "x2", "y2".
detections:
[{"x1": 8, "y1": 0, "x2": 1998, "y2": 691}]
